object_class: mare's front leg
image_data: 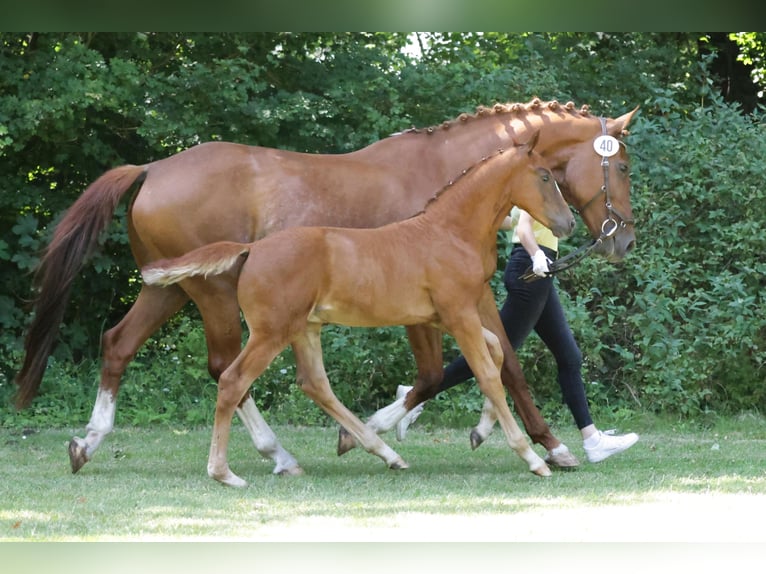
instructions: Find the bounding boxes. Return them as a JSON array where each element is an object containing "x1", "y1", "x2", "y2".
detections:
[
  {"x1": 447, "y1": 312, "x2": 550, "y2": 477},
  {"x1": 69, "y1": 284, "x2": 189, "y2": 473},
  {"x1": 337, "y1": 324, "x2": 442, "y2": 455},
  {"x1": 295, "y1": 326, "x2": 407, "y2": 470}
]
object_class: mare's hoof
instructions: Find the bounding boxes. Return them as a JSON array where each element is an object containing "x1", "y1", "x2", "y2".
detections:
[
  {"x1": 68, "y1": 437, "x2": 89, "y2": 474},
  {"x1": 469, "y1": 429, "x2": 485, "y2": 451},
  {"x1": 545, "y1": 449, "x2": 580, "y2": 470},
  {"x1": 337, "y1": 426, "x2": 357, "y2": 456},
  {"x1": 276, "y1": 465, "x2": 305, "y2": 477}
]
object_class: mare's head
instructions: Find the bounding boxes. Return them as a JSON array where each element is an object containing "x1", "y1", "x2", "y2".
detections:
[
  {"x1": 512, "y1": 131, "x2": 576, "y2": 239},
  {"x1": 555, "y1": 107, "x2": 639, "y2": 262}
]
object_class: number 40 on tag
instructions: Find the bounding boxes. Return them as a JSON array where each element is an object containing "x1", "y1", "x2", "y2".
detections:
[{"x1": 593, "y1": 135, "x2": 620, "y2": 157}]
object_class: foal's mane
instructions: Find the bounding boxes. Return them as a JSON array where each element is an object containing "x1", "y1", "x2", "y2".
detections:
[
  {"x1": 409, "y1": 147, "x2": 510, "y2": 220},
  {"x1": 394, "y1": 98, "x2": 592, "y2": 137}
]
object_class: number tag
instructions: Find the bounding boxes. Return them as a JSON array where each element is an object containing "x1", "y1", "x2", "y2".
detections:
[{"x1": 593, "y1": 135, "x2": 620, "y2": 157}]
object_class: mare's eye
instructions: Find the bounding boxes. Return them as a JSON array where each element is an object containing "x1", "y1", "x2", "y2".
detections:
[
  {"x1": 619, "y1": 163, "x2": 629, "y2": 174},
  {"x1": 541, "y1": 173, "x2": 550, "y2": 182}
]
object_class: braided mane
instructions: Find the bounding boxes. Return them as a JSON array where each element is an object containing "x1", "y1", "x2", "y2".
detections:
[{"x1": 399, "y1": 98, "x2": 592, "y2": 136}]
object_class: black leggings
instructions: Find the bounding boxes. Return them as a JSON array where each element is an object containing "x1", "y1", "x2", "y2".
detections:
[{"x1": 439, "y1": 244, "x2": 593, "y2": 430}]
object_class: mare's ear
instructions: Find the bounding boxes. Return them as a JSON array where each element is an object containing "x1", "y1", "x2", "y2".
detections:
[
  {"x1": 522, "y1": 129, "x2": 540, "y2": 155},
  {"x1": 607, "y1": 106, "x2": 639, "y2": 136}
]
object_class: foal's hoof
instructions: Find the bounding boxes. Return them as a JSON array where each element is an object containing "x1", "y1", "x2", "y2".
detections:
[
  {"x1": 389, "y1": 458, "x2": 409, "y2": 471},
  {"x1": 531, "y1": 462, "x2": 552, "y2": 478},
  {"x1": 68, "y1": 437, "x2": 89, "y2": 474},
  {"x1": 469, "y1": 428, "x2": 485, "y2": 451},
  {"x1": 210, "y1": 470, "x2": 248, "y2": 488},
  {"x1": 337, "y1": 426, "x2": 357, "y2": 456}
]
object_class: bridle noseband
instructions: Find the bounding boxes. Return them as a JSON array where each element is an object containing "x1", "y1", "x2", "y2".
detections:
[{"x1": 520, "y1": 117, "x2": 633, "y2": 282}]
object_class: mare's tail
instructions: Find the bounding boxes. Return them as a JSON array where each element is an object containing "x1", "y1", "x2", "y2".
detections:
[
  {"x1": 141, "y1": 242, "x2": 251, "y2": 287},
  {"x1": 14, "y1": 164, "x2": 146, "y2": 409}
]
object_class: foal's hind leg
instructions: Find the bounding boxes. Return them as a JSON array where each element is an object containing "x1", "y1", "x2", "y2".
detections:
[
  {"x1": 69, "y1": 284, "x2": 189, "y2": 473},
  {"x1": 192, "y1": 282, "x2": 303, "y2": 477},
  {"x1": 295, "y1": 326, "x2": 407, "y2": 470},
  {"x1": 337, "y1": 324, "x2": 443, "y2": 456},
  {"x1": 237, "y1": 399, "x2": 303, "y2": 476},
  {"x1": 208, "y1": 336, "x2": 285, "y2": 487}
]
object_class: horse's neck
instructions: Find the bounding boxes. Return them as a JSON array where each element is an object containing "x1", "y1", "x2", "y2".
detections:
[
  {"x1": 357, "y1": 110, "x2": 595, "y2": 180},
  {"x1": 420, "y1": 151, "x2": 522, "y2": 249}
]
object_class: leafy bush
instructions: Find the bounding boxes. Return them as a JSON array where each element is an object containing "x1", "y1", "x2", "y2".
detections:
[
  {"x1": 556, "y1": 95, "x2": 766, "y2": 418},
  {"x1": 2, "y1": 33, "x2": 765, "y2": 430}
]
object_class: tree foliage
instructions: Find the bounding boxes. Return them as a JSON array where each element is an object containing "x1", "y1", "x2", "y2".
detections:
[{"x1": 1, "y1": 32, "x2": 764, "y2": 427}]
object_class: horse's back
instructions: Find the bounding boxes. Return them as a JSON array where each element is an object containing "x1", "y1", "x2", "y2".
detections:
[
  {"x1": 237, "y1": 227, "x2": 328, "y2": 323},
  {"x1": 127, "y1": 139, "x2": 428, "y2": 265}
]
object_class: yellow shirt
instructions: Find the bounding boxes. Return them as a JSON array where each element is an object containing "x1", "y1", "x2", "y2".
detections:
[{"x1": 508, "y1": 206, "x2": 559, "y2": 251}]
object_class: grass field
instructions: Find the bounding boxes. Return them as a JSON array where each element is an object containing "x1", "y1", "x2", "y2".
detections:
[{"x1": 3, "y1": 414, "x2": 766, "y2": 545}]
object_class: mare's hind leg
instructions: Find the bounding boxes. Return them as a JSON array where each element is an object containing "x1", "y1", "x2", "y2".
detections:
[
  {"x1": 69, "y1": 284, "x2": 189, "y2": 473},
  {"x1": 447, "y1": 313, "x2": 550, "y2": 477},
  {"x1": 337, "y1": 324, "x2": 443, "y2": 456},
  {"x1": 295, "y1": 326, "x2": 407, "y2": 470},
  {"x1": 237, "y1": 398, "x2": 303, "y2": 476}
]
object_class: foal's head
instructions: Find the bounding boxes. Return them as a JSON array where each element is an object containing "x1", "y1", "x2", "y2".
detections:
[{"x1": 513, "y1": 131, "x2": 576, "y2": 239}]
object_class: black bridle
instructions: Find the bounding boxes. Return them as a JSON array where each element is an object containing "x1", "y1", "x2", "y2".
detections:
[{"x1": 520, "y1": 117, "x2": 633, "y2": 282}]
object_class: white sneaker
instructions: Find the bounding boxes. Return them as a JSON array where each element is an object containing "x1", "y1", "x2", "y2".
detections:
[
  {"x1": 584, "y1": 430, "x2": 639, "y2": 463},
  {"x1": 395, "y1": 385, "x2": 425, "y2": 441}
]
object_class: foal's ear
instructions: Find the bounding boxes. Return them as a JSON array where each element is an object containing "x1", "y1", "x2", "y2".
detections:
[{"x1": 521, "y1": 129, "x2": 540, "y2": 154}]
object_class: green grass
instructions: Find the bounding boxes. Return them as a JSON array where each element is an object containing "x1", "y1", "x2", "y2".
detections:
[{"x1": 2, "y1": 414, "x2": 766, "y2": 542}]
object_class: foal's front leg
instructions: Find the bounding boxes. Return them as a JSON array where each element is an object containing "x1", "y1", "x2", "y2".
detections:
[
  {"x1": 473, "y1": 286, "x2": 561, "y2": 452},
  {"x1": 449, "y1": 316, "x2": 550, "y2": 477}
]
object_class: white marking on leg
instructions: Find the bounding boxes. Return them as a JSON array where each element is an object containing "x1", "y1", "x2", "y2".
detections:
[
  {"x1": 78, "y1": 388, "x2": 117, "y2": 459},
  {"x1": 474, "y1": 397, "x2": 498, "y2": 440},
  {"x1": 365, "y1": 396, "x2": 408, "y2": 434},
  {"x1": 88, "y1": 387, "x2": 117, "y2": 433},
  {"x1": 237, "y1": 396, "x2": 302, "y2": 475}
]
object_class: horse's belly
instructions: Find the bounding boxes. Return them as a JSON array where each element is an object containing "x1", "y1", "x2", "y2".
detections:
[{"x1": 309, "y1": 300, "x2": 437, "y2": 328}]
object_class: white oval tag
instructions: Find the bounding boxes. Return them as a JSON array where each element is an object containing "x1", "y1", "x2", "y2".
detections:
[{"x1": 593, "y1": 135, "x2": 620, "y2": 157}]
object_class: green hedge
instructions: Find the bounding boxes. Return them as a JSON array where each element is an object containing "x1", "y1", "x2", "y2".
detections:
[{"x1": 2, "y1": 33, "x2": 764, "y2": 429}]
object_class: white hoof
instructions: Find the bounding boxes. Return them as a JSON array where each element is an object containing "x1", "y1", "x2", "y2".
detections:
[{"x1": 209, "y1": 467, "x2": 248, "y2": 488}]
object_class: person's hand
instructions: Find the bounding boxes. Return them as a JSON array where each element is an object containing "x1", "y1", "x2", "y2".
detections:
[{"x1": 531, "y1": 249, "x2": 551, "y2": 277}]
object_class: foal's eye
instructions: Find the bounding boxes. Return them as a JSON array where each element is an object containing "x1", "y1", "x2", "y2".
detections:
[{"x1": 541, "y1": 173, "x2": 550, "y2": 182}]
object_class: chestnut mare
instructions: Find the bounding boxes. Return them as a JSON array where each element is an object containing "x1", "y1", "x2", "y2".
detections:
[
  {"x1": 141, "y1": 134, "x2": 574, "y2": 486},
  {"x1": 14, "y1": 99, "x2": 637, "y2": 476}
]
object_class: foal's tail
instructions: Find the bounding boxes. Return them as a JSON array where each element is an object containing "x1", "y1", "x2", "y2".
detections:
[
  {"x1": 141, "y1": 242, "x2": 251, "y2": 287},
  {"x1": 14, "y1": 164, "x2": 147, "y2": 409}
]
